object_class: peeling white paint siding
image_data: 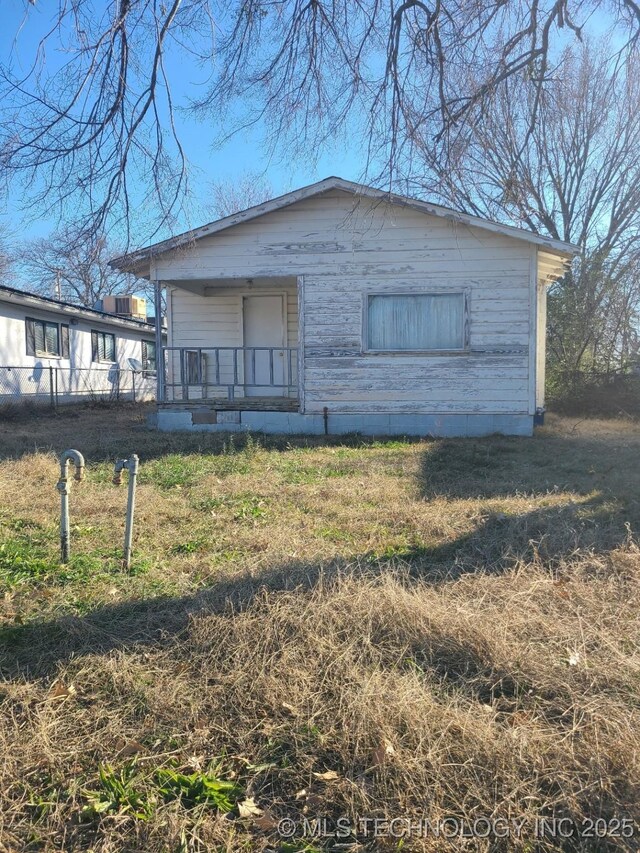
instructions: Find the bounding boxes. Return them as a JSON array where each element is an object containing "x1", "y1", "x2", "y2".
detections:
[
  {"x1": 167, "y1": 279, "x2": 299, "y2": 398},
  {"x1": 170, "y1": 281, "x2": 298, "y2": 349},
  {"x1": 160, "y1": 190, "x2": 542, "y2": 416}
]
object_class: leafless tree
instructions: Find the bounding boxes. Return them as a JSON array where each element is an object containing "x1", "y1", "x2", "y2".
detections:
[
  {"x1": 18, "y1": 228, "x2": 138, "y2": 307},
  {"x1": 209, "y1": 170, "x2": 274, "y2": 218},
  {"x1": 0, "y1": 224, "x2": 13, "y2": 282},
  {"x1": 2, "y1": 2, "x2": 640, "y2": 241},
  {"x1": 405, "y1": 40, "x2": 640, "y2": 389}
]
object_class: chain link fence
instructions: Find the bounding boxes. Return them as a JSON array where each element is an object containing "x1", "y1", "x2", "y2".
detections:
[{"x1": 0, "y1": 364, "x2": 156, "y2": 409}]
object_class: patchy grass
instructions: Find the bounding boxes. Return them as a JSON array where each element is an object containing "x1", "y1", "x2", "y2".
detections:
[{"x1": 0, "y1": 405, "x2": 639, "y2": 851}]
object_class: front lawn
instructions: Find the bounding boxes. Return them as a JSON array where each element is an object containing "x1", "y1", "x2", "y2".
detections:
[{"x1": 1, "y1": 405, "x2": 639, "y2": 851}]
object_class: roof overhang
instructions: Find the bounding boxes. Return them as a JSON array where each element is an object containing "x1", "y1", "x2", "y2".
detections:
[
  {"x1": 110, "y1": 177, "x2": 581, "y2": 278},
  {"x1": 538, "y1": 249, "x2": 574, "y2": 284},
  {"x1": 0, "y1": 285, "x2": 159, "y2": 333}
]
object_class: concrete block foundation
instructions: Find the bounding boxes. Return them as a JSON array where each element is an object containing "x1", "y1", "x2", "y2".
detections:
[{"x1": 156, "y1": 408, "x2": 534, "y2": 437}]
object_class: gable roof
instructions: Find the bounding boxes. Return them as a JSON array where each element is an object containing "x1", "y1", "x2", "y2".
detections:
[
  {"x1": 0, "y1": 283, "x2": 157, "y2": 333},
  {"x1": 110, "y1": 176, "x2": 580, "y2": 275}
]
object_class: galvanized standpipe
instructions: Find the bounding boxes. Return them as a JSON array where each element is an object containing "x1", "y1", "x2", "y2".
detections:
[
  {"x1": 56, "y1": 450, "x2": 85, "y2": 563},
  {"x1": 113, "y1": 454, "x2": 139, "y2": 569}
]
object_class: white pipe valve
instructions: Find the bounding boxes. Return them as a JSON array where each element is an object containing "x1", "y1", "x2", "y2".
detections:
[
  {"x1": 112, "y1": 454, "x2": 139, "y2": 569},
  {"x1": 57, "y1": 449, "x2": 85, "y2": 563}
]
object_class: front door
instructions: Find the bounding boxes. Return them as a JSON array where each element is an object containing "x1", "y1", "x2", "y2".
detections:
[{"x1": 243, "y1": 294, "x2": 287, "y2": 396}]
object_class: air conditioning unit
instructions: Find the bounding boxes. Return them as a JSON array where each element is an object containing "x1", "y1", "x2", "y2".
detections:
[{"x1": 102, "y1": 294, "x2": 147, "y2": 321}]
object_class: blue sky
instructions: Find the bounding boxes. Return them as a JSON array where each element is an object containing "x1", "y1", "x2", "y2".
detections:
[
  {"x1": 0, "y1": 2, "x2": 365, "y2": 248},
  {"x1": 0, "y1": 2, "x2": 615, "y2": 252}
]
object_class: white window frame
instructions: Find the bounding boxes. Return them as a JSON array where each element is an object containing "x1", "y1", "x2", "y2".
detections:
[{"x1": 363, "y1": 290, "x2": 470, "y2": 354}]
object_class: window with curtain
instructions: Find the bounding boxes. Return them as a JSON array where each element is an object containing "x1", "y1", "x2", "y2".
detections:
[
  {"x1": 25, "y1": 317, "x2": 70, "y2": 357},
  {"x1": 91, "y1": 330, "x2": 116, "y2": 362},
  {"x1": 366, "y1": 293, "x2": 466, "y2": 352}
]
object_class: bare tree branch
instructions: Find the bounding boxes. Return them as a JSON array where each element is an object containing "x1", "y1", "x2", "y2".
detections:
[
  {"x1": 405, "y1": 38, "x2": 640, "y2": 384},
  {"x1": 208, "y1": 169, "x2": 275, "y2": 218},
  {"x1": 17, "y1": 227, "x2": 140, "y2": 306},
  {"x1": 1, "y1": 1, "x2": 640, "y2": 239}
]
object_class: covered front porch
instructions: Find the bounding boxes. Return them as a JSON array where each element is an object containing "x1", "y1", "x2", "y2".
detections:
[
  {"x1": 157, "y1": 276, "x2": 301, "y2": 411},
  {"x1": 161, "y1": 345, "x2": 299, "y2": 409}
]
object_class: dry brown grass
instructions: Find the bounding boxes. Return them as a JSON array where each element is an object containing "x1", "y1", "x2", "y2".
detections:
[{"x1": 1, "y1": 405, "x2": 639, "y2": 851}]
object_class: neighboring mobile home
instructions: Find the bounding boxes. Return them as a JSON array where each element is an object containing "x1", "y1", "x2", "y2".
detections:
[
  {"x1": 0, "y1": 285, "x2": 161, "y2": 404},
  {"x1": 111, "y1": 177, "x2": 579, "y2": 436}
]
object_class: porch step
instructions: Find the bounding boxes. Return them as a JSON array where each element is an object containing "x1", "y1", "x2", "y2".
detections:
[{"x1": 158, "y1": 397, "x2": 299, "y2": 412}]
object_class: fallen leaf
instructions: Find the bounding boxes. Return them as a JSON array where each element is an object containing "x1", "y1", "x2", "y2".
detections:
[
  {"x1": 49, "y1": 681, "x2": 76, "y2": 700},
  {"x1": 295, "y1": 789, "x2": 307, "y2": 800},
  {"x1": 118, "y1": 739, "x2": 145, "y2": 757},
  {"x1": 371, "y1": 739, "x2": 396, "y2": 766},
  {"x1": 312, "y1": 770, "x2": 339, "y2": 781},
  {"x1": 254, "y1": 811, "x2": 278, "y2": 831},
  {"x1": 238, "y1": 797, "x2": 264, "y2": 818},
  {"x1": 302, "y1": 793, "x2": 324, "y2": 812}
]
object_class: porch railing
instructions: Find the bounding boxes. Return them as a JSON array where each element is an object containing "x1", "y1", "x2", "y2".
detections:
[{"x1": 160, "y1": 346, "x2": 298, "y2": 402}]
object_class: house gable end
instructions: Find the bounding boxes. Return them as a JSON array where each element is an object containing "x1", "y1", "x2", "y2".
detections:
[
  {"x1": 112, "y1": 178, "x2": 578, "y2": 277},
  {"x1": 153, "y1": 189, "x2": 539, "y2": 283}
]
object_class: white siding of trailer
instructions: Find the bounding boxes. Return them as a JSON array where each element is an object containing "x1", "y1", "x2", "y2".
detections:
[{"x1": 0, "y1": 300, "x2": 157, "y2": 402}]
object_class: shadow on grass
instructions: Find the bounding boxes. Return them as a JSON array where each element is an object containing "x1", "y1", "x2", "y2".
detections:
[
  {"x1": 2, "y1": 426, "x2": 639, "y2": 853},
  {"x1": 2, "y1": 489, "x2": 633, "y2": 680},
  {"x1": 0, "y1": 401, "x2": 423, "y2": 463},
  {"x1": 418, "y1": 432, "x2": 640, "y2": 502},
  {"x1": 2, "y1": 417, "x2": 639, "y2": 678}
]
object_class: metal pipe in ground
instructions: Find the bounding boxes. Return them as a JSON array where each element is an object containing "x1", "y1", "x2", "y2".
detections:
[
  {"x1": 113, "y1": 454, "x2": 139, "y2": 569},
  {"x1": 56, "y1": 449, "x2": 85, "y2": 563}
]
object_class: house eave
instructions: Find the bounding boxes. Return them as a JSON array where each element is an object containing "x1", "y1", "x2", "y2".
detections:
[
  {"x1": 0, "y1": 285, "x2": 158, "y2": 333},
  {"x1": 109, "y1": 177, "x2": 581, "y2": 276}
]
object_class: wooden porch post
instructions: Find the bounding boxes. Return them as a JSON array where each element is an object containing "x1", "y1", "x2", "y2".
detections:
[
  {"x1": 297, "y1": 275, "x2": 305, "y2": 413},
  {"x1": 153, "y1": 280, "x2": 165, "y2": 402}
]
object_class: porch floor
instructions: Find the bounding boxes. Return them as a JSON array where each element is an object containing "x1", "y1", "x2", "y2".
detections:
[{"x1": 159, "y1": 396, "x2": 299, "y2": 412}]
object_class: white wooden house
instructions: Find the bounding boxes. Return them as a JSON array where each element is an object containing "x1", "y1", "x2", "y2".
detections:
[{"x1": 111, "y1": 178, "x2": 579, "y2": 436}]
